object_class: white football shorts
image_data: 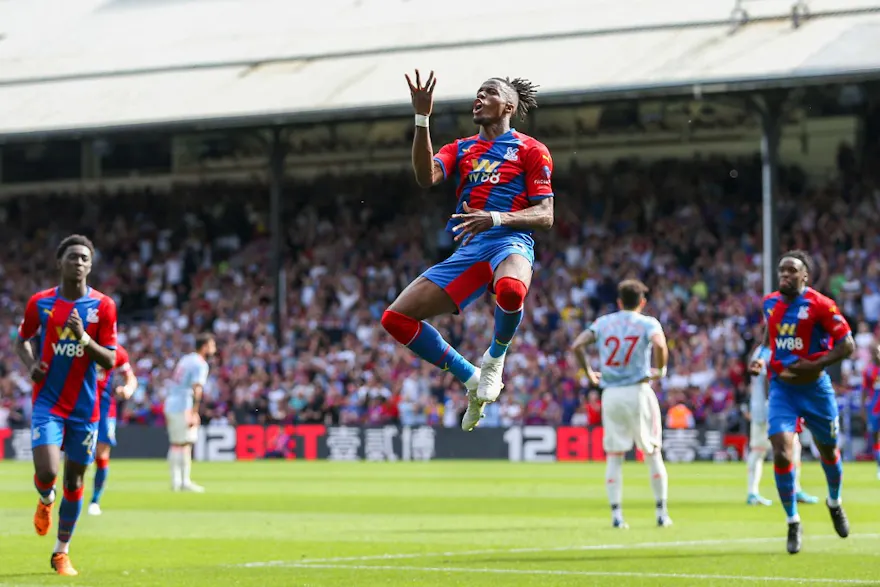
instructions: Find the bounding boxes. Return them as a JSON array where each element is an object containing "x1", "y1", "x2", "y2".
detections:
[
  {"x1": 750, "y1": 420, "x2": 772, "y2": 451},
  {"x1": 165, "y1": 411, "x2": 198, "y2": 445},
  {"x1": 601, "y1": 383, "x2": 662, "y2": 454}
]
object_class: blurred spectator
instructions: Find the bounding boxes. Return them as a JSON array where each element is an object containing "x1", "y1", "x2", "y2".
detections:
[
  {"x1": 0, "y1": 153, "x2": 879, "y2": 436},
  {"x1": 666, "y1": 400, "x2": 696, "y2": 430}
]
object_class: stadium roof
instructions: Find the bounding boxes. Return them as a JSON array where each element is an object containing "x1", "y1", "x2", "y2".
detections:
[{"x1": 1, "y1": 0, "x2": 880, "y2": 139}]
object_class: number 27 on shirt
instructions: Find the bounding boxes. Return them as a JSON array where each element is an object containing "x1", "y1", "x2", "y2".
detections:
[{"x1": 604, "y1": 335, "x2": 639, "y2": 367}]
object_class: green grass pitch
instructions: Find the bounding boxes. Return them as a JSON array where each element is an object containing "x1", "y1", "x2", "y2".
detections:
[{"x1": 1, "y1": 460, "x2": 878, "y2": 586}]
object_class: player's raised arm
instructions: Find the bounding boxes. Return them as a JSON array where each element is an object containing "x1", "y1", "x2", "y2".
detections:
[{"x1": 405, "y1": 69, "x2": 445, "y2": 188}]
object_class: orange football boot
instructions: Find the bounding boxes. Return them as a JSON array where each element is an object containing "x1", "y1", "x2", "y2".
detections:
[
  {"x1": 34, "y1": 500, "x2": 53, "y2": 536},
  {"x1": 51, "y1": 553, "x2": 78, "y2": 576}
]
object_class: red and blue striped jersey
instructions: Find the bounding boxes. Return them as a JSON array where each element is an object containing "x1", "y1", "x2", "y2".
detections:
[
  {"x1": 97, "y1": 344, "x2": 131, "y2": 419},
  {"x1": 433, "y1": 129, "x2": 553, "y2": 238},
  {"x1": 862, "y1": 363, "x2": 880, "y2": 416},
  {"x1": 762, "y1": 287, "x2": 850, "y2": 379},
  {"x1": 18, "y1": 287, "x2": 118, "y2": 423}
]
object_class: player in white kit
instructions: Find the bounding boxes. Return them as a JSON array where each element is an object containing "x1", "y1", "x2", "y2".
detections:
[
  {"x1": 746, "y1": 346, "x2": 819, "y2": 506},
  {"x1": 745, "y1": 345, "x2": 774, "y2": 505},
  {"x1": 165, "y1": 334, "x2": 216, "y2": 492},
  {"x1": 571, "y1": 280, "x2": 672, "y2": 529}
]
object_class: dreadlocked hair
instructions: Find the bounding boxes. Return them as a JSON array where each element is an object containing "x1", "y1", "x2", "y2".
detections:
[
  {"x1": 780, "y1": 249, "x2": 814, "y2": 277},
  {"x1": 492, "y1": 77, "x2": 539, "y2": 120}
]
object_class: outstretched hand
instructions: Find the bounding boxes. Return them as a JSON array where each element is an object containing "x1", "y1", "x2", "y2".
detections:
[
  {"x1": 451, "y1": 202, "x2": 494, "y2": 246},
  {"x1": 405, "y1": 69, "x2": 436, "y2": 116}
]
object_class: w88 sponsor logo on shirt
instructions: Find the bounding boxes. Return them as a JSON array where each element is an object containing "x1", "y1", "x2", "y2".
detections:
[
  {"x1": 467, "y1": 159, "x2": 501, "y2": 185},
  {"x1": 775, "y1": 337, "x2": 804, "y2": 351},
  {"x1": 51, "y1": 326, "x2": 86, "y2": 358},
  {"x1": 775, "y1": 322, "x2": 803, "y2": 351}
]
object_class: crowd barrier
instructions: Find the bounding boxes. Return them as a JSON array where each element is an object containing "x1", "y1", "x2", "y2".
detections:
[{"x1": 1, "y1": 425, "x2": 747, "y2": 463}]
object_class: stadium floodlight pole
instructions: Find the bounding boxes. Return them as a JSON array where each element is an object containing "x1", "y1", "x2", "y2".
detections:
[
  {"x1": 269, "y1": 127, "x2": 287, "y2": 347},
  {"x1": 751, "y1": 92, "x2": 786, "y2": 295}
]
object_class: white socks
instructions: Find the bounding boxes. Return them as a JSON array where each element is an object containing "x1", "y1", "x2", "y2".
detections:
[
  {"x1": 182, "y1": 447, "x2": 192, "y2": 486},
  {"x1": 606, "y1": 451, "x2": 670, "y2": 522},
  {"x1": 747, "y1": 448, "x2": 765, "y2": 495},
  {"x1": 464, "y1": 369, "x2": 481, "y2": 391},
  {"x1": 606, "y1": 454, "x2": 624, "y2": 521},
  {"x1": 647, "y1": 450, "x2": 669, "y2": 515},
  {"x1": 168, "y1": 446, "x2": 184, "y2": 489},
  {"x1": 40, "y1": 489, "x2": 55, "y2": 506},
  {"x1": 54, "y1": 539, "x2": 69, "y2": 554}
]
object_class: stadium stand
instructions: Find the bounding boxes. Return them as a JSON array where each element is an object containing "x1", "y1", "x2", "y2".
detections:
[{"x1": 1, "y1": 144, "x2": 878, "y2": 439}]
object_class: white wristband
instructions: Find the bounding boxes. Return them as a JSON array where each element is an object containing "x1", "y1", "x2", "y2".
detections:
[
  {"x1": 79, "y1": 331, "x2": 92, "y2": 347},
  {"x1": 415, "y1": 114, "x2": 430, "y2": 128},
  {"x1": 490, "y1": 211, "x2": 502, "y2": 227}
]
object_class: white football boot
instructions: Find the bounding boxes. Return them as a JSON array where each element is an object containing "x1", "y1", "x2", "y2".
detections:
[
  {"x1": 476, "y1": 350, "x2": 505, "y2": 403},
  {"x1": 461, "y1": 369, "x2": 484, "y2": 431}
]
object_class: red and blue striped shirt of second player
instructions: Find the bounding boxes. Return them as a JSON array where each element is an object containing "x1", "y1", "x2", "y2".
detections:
[
  {"x1": 863, "y1": 363, "x2": 880, "y2": 417},
  {"x1": 18, "y1": 287, "x2": 118, "y2": 423},
  {"x1": 97, "y1": 344, "x2": 130, "y2": 419},
  {"x1": 433, "y1": 129, "x2": 553, "y2": 239},
  {"x1": 763, "y1": 287, "x2": 851, "y2": 379}
]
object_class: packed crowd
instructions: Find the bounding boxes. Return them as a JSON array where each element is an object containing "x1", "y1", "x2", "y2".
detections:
[{"x1": 0, "y1": 148, "x2": 878, "y2": 434}]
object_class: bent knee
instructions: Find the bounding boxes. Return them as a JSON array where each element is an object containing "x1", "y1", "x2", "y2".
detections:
[
  {"x1": 35, "y1": 469, "x2": 57, "y2": 486},
  {"x1": 494, "y1": 277, "x2": 528, "y2": 312},
  {"x1": 96, "y1": 443, "x2": 111, "y2": 459},
  {"x1": 381, "y1": 309, "x2": 421, "y2": 345},
  {"x1": 772, "y1": 445, "x2": 793, "y2": 466},
  {"x1": 62, "y1": 473, "x2": 85, "y2": 491}
]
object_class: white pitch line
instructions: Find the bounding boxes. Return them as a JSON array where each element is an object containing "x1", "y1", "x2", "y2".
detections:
[
  {"x1": 237, "y1": 533, "x2": 880, "y2": 567},
  {"x1": 283, "y1": 563, "x2": 879, "y2": 584},
  {"x1": 0, "y1": 584, "x2": 96, "y2": 587}
]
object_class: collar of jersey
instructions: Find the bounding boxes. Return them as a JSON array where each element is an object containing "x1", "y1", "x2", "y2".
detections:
[
  {"x1": 54, "y1": 286, "x2": 93, "y2": 302},
  {"x1": 477, "y1": 128, "x2": 515, "y2": 142}
]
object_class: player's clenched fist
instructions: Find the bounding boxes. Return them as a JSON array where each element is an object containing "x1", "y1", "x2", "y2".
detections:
[
  {"x1": 67, "y1": 308, "x2": 85, "y2": 340},
  {"x1": 748, "y1": 357, "x2": 764, "y2": 376},
  {"x1": 405, "y1": 69, "x2": 436, "y2": 116},
  {"x1": 29, "y1": 361, "x2": 48, "y2": 383}
]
